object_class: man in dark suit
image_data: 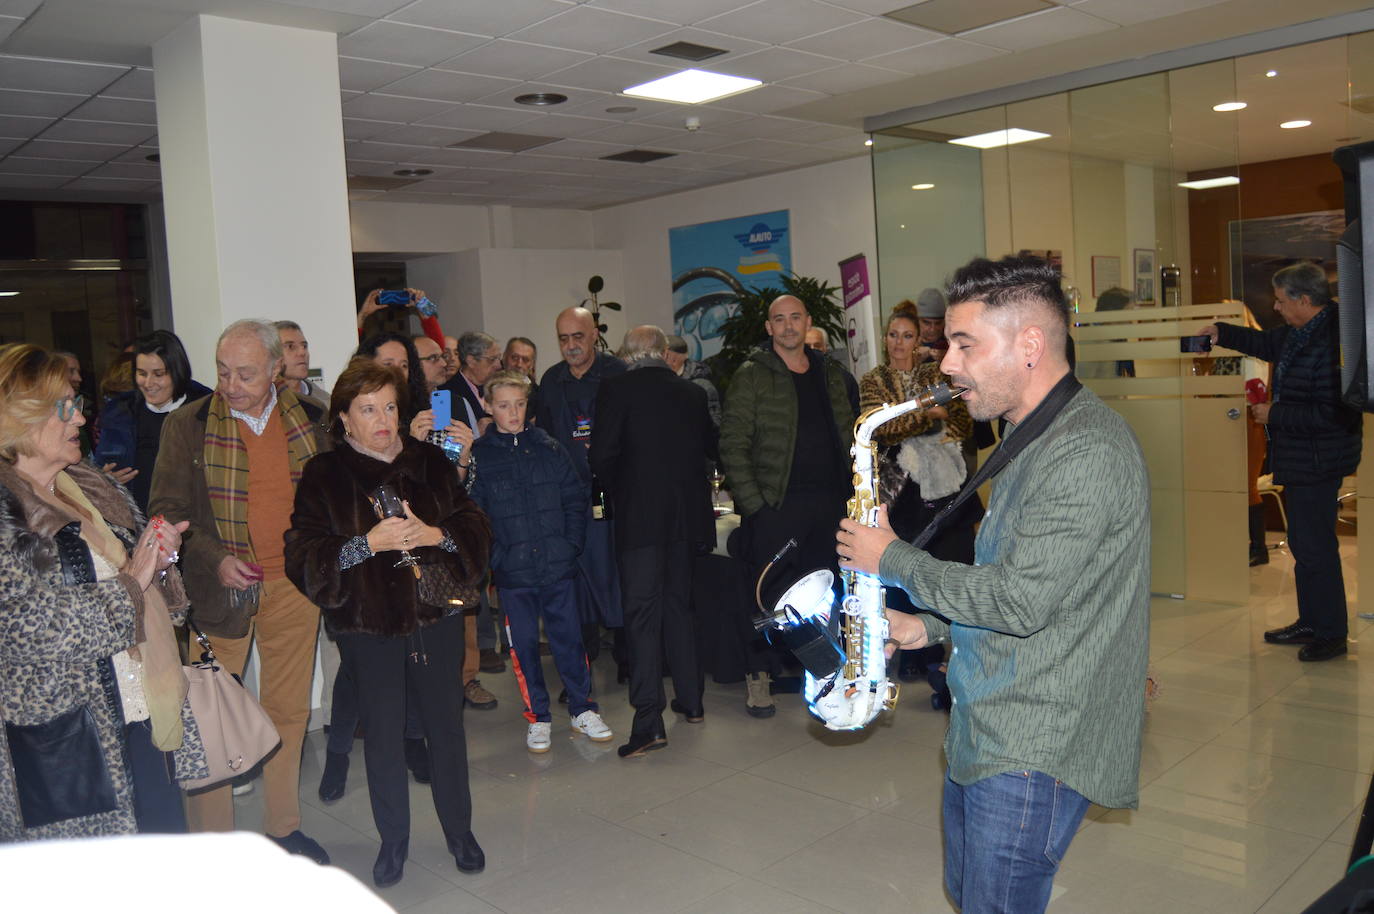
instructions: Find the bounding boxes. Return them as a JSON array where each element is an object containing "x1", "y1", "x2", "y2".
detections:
[
  {"x1": 440, "y1": 330, "x2": 499, "y2": 432},
  {"x1": 590, "y1": 325, "x2": 717, "y2": 758}
]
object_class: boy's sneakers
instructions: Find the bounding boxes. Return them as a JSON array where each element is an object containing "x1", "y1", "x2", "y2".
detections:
[
  {"x1": 571, "y1": 710, "x2": 613, "y2": 742},
  {"x1": 527, "y1": 722, "x2": 552, "y2": 753}
]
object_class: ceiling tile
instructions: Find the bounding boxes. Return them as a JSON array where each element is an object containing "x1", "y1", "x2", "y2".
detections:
[
  {"x1": 337, "y1": 56, "x2": 421, "y2": 92},
  {"x1": 375, "y1": 123, "x2": 488, "y2": 146},
  {"x1": 66, "y1": 95, "x2": 157, "y2": 125},
  {"x1": 0, "y1": 56, "x2": 129, "y2": 94},
  {"x1": 338, "y1": 21, "x2": 488, "y2": 68},
  {"x1": 0, "y1": 172, "x2": 70, "y2": 189},
  {"x1": 416, "y1": 104, "x2": 537, "y2": 131},
  {"x1": 1070, "y1": 0, "x2": 1228, "y2": 26},
  {"x1": 697, "y1": 0, "x2": 864, "y2": 45},
  {"x1": 386, "y1": 0, "x2": 572, "y2": 36},
  {"x1": 102, "y1": 67, "x2": 154, "y2": 100},
  {"x1": 961, "y1": 7, "x2": 1116, "y2": 51},
  {"x1": 786, "y1": 17, "x2": 940, "y2": 59},
  {"x1": 632, "y1": 107, "x2": 751, "y2": 130},
  {"x1": 535, "y1": 137, "x2": 625, "y2": 158},
  {"x1": 17, "y1": 138, "x2": 132, "y2": 160},
  {"x1": 63, "y1": 176, "x2": 159, "y2": 193},
  {"x1": 43, "y1": 119, "x2": 155, "y2": 144},
  {"x1": 347, "y1": 139, "x2": 434, "y2": 162},
  {"x1": 343, "y1": 117, "x2": 404, "y2": 140},
  {"x1": 623, "y1": 127, "x2": 739, "y2": 152},
  {"x1": 0, "y1": 89, "x2": 78, "y2": 118},
  {"x1": 863, "y1": 37, "x2": 1006, "y2": 74},
  {"x1": 272, "y1": 0, "x2": 412, "y2": 14},
  {"x1": 0, "y1": 137, "x2": 20, "y2": 156},
  {"x1": 587, "y1": 0, "x2": 749, "y2": 26},
  {"x1": 510, "y1": 111, "x2": 619, "y2": 138},
  {"x1": 780, "y1": 63, "x2": 908, "y2": 95},
  {"x1": 608, "y1": 26, "x2": 767, "y2": 64},
  {"x1": 112, "y1": 145, "x2": 159, "y2": 164},
  {"x1": 0, "y1": 15, "x2": 24, "y2": 44},
  {"x1": 823, "y1": 0, "x2": 918, "y2": 12},
  {"x1": 382, "y1": 69, "x2": 522, "y2": 103},
  {"x1": 341, "y1": 92, "x2": 458, "y2": 122},
  {"x1": 886, "y1": 0, "x2": 1052, "y2": 33},
  {"x1": 660, "y1": 150, "x2": 748, "y2": 170},
  {"x1": 509, "y1": 6, "x2": 676, "y2": 55},
  {"x1": 721, "y1": 47, "x2": 844, "y2": 83},
  {"x1": 0, "y1": 114, "x2": 52, "y2": 137},
  {"x1": 543, "y1": 56, "x2": 675, "y2": 94},
  {"x1": 0, "y1": 156, "x2": 96, "y2": 175},
  {"x1": 711, "y1": 137, "x2": 824, "y2": 163},
  {"x1": 0, "y1": 1, "x2": 42, "y2": 17},
  {"x1": 437, "y1": 40, "x2": 592, "y2": 82},
  {"x1": 399, "y1": 145, "x2": 521, "y2": 166},
  {"x1": 772, "y1": 121, "x2": 865, "y2": 143},
  {"x1": 86, "y1": 161, "x2": 161, "y2": 180},
  {"x1": 558, "y1": 93, "x2": 682, "y2": 121},
  {"x1": 581, "y1": 121, "x2": 682, "y2": 146},
  {"x1": 689, "y1": 114, "x2": 810, "y2": 139},
  {"x1": 704, "y1": 84, "x2": 827, "y2": 115}
]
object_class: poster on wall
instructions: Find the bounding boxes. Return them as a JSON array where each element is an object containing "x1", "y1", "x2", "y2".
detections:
[
  {"x1": 839, "y1": 254, "x2": 877, "y2": 375},
  {"x1": 670, "y1": 209, "x2": 790, "y2": 360},
  {"x1": 1228, "y1": 210, "x2": 1342, "y2": 330},
  {"x1": 1091, "y1": 255, "x2": 1122, "y2": 300},
  {"x1": 1133, "y1": 248, "x2": 1155, "y2": 304}
]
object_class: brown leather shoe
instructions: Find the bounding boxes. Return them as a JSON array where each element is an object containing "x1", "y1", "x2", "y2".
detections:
[
  {"x1": 464, "y1": 679, "x2": 498, "y2": 710},
  {"x1": 478, "y1": 648, "x2": 506, "y2": 673}
]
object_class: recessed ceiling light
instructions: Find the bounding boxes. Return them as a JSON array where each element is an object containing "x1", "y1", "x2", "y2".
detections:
[
  {"x1": 864, "y1": 138, "x2": 874, "y2": 146},
  {"x1": 1178, "y1": 176, "x2": 1240, "y2": 189},
  {"x1": 514, "y1": 93, "x2": 567, "y2": 106},
  {"x1": 605, "y1": 106, "x2": 637, "y2": 114},
  {"x1": 948, "y1": 128, "x2": 1049, "y2": 149},
  {"x1": 1212, "y1": 101, "x2": 1247, "y2": 112},
  {"x1": 622, "y1": 69, "x2": 761, "y2": 105},
  {"x1": 911, "y1": 183, "x2": 934, "y2": 190},
  {"x1": 144, "y1": 153, "x2": 160, "y2": 162},
  {"x1": 0, "y1": 292, "x2": 18, "y2": 297},
  {"x1": 1265, "y1": 69, "x2": 1279, "y2": 78},
  {"x1": 393, "y1": 168, "x2": 433, "y2": 177},
  {"x1": 1280, "y1": 119, "x2": 1312, "y2": 129}
]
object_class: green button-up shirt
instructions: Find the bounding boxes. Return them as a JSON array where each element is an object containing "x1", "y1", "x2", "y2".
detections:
[{"x1": 878, "y1": 386, "x2": 1150, "y2": 809}]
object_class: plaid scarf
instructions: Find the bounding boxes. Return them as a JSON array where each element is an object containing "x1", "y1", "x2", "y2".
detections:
[{"x1": 203, "y1": 387, "x2": 320, "y2": 564}]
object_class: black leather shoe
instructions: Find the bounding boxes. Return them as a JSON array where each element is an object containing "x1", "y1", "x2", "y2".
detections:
[
  {"x1": 372, "y1": 838, "x2": 408, "y2": 888},
  {"x1": 670, "y1": 699, "x2": 704, "y2": 723},
  {"x1": 268, "y1": 830, "x2": 330, "y2": 865},
  {"x1": 617, "y1": 729, "x2": 667, "y2": 758},
  {"x1": 404, "y1": 737, "x2": 431, "y2": 784},
  {"x1": 558, "y1": 687, "x2": 569, "y2": 705},
  {"x1": 1265, "y1": 622, "x2": 1318, "y2": 645},
  {"x1": 1299, "y1": 638, "x2": 1348, "y2": 662},
  {"x1": 616, "y1": 663, "x2": 630, "y2": 685},
  {"x1": 318, "y1": 750, "x2": 349, "y2": 803},
  {"x1": 449, "y1": 831, "x2": 485, "y2": 873},
  {"x1": 1249, "y1": 546, "x2": 1270, "y2": 567}
]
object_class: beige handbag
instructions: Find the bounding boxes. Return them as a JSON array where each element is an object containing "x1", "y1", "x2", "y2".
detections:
[{"x1": 179, "y1": 617, "x2": 281, "y2": 791}]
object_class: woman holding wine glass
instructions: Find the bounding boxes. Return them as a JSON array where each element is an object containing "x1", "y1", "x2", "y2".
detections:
[{"x1": 284, "y1": 357, "x2": 491, "y2": 889}]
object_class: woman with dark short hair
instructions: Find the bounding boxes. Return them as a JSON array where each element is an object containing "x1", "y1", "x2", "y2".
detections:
[{"x1": 284, "y1": 357, "x2": 491, "y2": 888}]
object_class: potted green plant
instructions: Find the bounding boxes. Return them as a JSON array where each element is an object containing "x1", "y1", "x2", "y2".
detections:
[{"x1": 581, "y1": 275, "x2": 621, "y2": 352}]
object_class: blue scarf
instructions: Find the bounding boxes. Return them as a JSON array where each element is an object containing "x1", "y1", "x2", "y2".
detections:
[{"x1": 1272, "y1": 306, "x2": 1330, "y2": 403}]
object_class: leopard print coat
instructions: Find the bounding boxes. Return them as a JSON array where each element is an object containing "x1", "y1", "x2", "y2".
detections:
[{"x1": 0, "y1": 460, "x2": 207, "y2": 841}]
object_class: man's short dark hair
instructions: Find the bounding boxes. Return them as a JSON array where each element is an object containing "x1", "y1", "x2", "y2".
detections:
[
  {"x1": 505, "y1": 336, "x2": 536, "y2": 354},
  {"x1": 1272, "y1": 261, "x2": 1331, "y2": 308},
  {"x1": 946, "y1": 255, "x2": 1070, "y2": 336}
]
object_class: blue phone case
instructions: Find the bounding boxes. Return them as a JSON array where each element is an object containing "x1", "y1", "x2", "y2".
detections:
[
  {"x1": 431, "y1": 389, "x2": 452, "y2": 430},
  {"x1": 377, "y1": 290, "x2": 409, "y2": 306}
]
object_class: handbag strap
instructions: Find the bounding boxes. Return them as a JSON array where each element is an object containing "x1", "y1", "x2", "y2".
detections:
[
  {"x1": 910, "y1": 371, "x2": 1082, "y2": 551},
  {"x1": 185, "y1": 611, "x2": 218, "y2": 667}
]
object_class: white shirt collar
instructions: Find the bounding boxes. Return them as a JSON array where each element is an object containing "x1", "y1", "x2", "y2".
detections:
[
  {"x1": 230, "y1": 385, "x2": 278, "y2": 436},
  {"x1": 145, "y1": 394, "x2": 186, "y2": 415}
]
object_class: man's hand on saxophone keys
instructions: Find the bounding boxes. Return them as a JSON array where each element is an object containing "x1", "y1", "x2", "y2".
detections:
[
  {"x1": 883, "y1": 611, "x2": 929, "y2": 657},
  {"x1": 836, "y1": 504, "x2": 900, "y2": 576}
]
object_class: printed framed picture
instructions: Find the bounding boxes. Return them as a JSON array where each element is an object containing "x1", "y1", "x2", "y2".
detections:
[{"x1": 1133, "y1": 248, "x2": 1155, "y2": 304}]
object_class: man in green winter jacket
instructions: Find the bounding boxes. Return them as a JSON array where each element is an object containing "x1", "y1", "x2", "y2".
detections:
[{"x1": 719, "y1": 294, "x2": 854, "y2": 717}]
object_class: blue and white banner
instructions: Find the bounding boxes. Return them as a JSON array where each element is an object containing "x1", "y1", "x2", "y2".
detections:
[{"x1": 669, "y1": 209, "x2": 791, "y2": 360}]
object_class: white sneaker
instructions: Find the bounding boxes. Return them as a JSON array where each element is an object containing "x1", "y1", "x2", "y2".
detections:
[
  {"x1": 570, "y1": 710, "x2": 613, "y2": 742},
  {"x1": 527, "y1": 721, "x2": 552, "y2": 753}
]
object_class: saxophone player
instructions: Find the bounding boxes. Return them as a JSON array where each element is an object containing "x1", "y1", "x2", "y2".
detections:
[{"x1": 836, "y1": 255, "x2": 1150, "y2": 914}]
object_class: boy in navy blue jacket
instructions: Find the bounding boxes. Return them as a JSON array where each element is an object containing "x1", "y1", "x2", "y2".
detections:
[{"x1": 469, "y1": 370, "x2": 613, "y2": 752}]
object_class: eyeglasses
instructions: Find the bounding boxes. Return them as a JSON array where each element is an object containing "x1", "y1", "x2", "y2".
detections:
[
  {"x1": 55, "y1": 395, "x2": 85, "y2": 421},
  {"x1": 418, "y1": 354, "x2": 446, "y2": 364}
]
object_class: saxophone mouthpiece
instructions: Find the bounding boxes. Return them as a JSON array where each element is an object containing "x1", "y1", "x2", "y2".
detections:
[{"x1": 916, "y1": 382, "x2": 964, "y2": 409}]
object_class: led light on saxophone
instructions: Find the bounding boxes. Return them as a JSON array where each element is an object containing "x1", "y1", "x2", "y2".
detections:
[{"x1": 757, "y1": 381, "x2": 963, "y2": 731}]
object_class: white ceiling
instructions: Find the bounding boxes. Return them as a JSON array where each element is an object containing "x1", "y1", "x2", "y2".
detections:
[{"x1": 0, "y1": 0, "x2": 1367, "y2": 209}]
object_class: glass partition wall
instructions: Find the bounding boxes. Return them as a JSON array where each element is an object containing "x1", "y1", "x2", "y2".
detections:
[{"x1": 871, "y1": 32, "x2": 1374, "y2": 601}]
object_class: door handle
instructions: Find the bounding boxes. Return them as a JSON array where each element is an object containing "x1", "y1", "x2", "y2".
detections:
[{"x1": 1227, "y1": 407, "x2": 1242, "y2": 420}]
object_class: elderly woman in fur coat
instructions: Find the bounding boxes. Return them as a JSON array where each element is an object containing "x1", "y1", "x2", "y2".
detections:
[
  {"x1": 0, "y1": 343, "x2": 200, "y2": 841},
  {"x1": 284, "y1": 357, "x2": 491, "y2": 890}
]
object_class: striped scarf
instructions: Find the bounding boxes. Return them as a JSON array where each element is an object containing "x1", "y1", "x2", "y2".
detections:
[{"x1": 203, "y1": 387, "x2": 320, "y2": 563}]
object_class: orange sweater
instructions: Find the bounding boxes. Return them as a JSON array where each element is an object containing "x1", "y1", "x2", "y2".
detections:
[{"x1": 242, "y1": 410, "x2": 294, "y2": 581}]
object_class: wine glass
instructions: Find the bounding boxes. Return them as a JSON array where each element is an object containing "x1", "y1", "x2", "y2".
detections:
[
  {"x1": 709, "y1": 466, "x2": 725, "y2": 509},
  {"x1": 369, "y1": 483, "x2": 420, "y2": 574}
]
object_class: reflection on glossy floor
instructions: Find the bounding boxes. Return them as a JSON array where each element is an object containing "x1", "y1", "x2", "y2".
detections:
[{"x1": 233, "y1": 541, "x2": 1366, "y2": 913}]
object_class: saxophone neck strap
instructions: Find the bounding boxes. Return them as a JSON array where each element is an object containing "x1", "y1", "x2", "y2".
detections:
[{"x1": 910, "y1": 371, "x2": 1082, "y2": 551}]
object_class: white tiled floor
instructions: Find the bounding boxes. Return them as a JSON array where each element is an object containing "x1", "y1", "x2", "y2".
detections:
[{"x1": 232, "y1": 539, "x2": 1370, "y2": 913}]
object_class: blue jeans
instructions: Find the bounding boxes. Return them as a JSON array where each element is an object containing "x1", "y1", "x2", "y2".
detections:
[{"x1": 943, "y1": 770, "x2": 1090, "y2": 914}]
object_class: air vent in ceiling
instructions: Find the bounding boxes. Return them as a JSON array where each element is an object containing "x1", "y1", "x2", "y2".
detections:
[
  {"x1": 884, "y1": 0, "x2": 1051, "y2": 34},
  {"x1": 348, "y1": 175, "x2": 423, "y2": 192},
  {"x1": 449, "y1": 132, "x2": 560, "y2": 152},
  {"x1": 650, "y1": 41, "x2": 728, "y2": 62},
  {"x1": 601, "y1": 149, "x2": 678, "y2": 164}
]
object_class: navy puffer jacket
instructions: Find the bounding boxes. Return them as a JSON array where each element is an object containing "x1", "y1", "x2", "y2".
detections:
[
  {"x1": 469, "y1": 424, "x2": 588, "y2": 588},
  {"x1": 1216, "y1": 309, "x2": 1361, "y2": 485}
]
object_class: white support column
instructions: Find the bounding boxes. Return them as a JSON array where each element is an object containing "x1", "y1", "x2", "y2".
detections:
[{"x1": 153, "y1": 15, "x2": 356, "y2": 383}]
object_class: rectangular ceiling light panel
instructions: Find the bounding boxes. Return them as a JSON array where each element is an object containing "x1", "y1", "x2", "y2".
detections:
[
  {"x1": 885, "y1": 0, "x2": 1053, "y2": 34},
  {"x1": 622, "y1": 69, "x2": 762, "y2": 104},
  {"x1": 948, "y1": 127, "x2": 1050, "y2": 148},
  {"x1": 1178, "y1": 176, "x2": 1240, "y2": 189}
]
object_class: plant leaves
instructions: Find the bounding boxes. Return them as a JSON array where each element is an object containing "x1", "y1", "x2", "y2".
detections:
[
  {"x1": 601, "y1": 301, "x2": 622, "y2": 311},
  {"x1": 597, "y1": 323, "x2": 609, "y2": 334},
  {"x1": 588, "y1": 275, "x2": 604, "y2": 294}
]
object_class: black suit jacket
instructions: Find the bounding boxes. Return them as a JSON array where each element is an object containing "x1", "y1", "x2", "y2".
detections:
[{"x1": 589, "y1": 360, "x2": 717, "y2": 552}]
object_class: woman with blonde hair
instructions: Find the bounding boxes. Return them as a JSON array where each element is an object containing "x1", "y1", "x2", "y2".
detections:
[{"x1": 0, "y1": 343, "x2": 197, "y2": 840}]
